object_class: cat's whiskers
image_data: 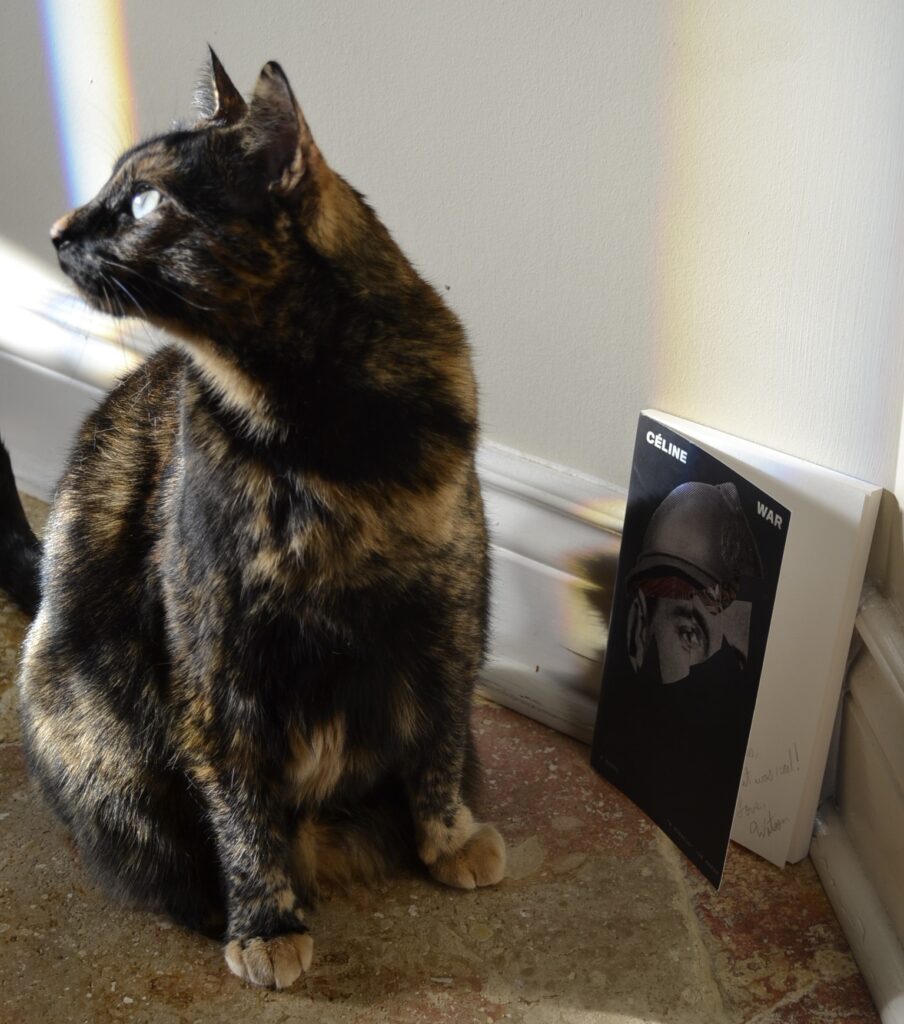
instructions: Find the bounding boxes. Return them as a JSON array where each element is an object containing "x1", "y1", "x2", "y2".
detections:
[
  {"x1": 77, "y1": 96, "x2": 134, "y2": 160},
  {"x1": 103, "y1": 256, "x2": 216, "y2": 313},
  {"x1": 99, "y1": 259, "x2": 171, "y2": 360},
  {"x1": 97, "y1": 269, "x2": 152, "y2": 363},
  {"x1": 107, "y1": 273, "x2": 149, "y2": 321},
  {"x1": 100, "y1": 258, "x2": 157, "y2": 321},
  {"x1": 96, "y1": 274, "x2": 117, "y2": 319}
]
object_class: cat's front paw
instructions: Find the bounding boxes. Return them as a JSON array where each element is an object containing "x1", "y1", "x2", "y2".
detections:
[
  {"x1": 428, "y1": 822, "x2": 506, "y2": 890},
  {"x1": 224, "y1": 932, "x2": 314, "y2": 989}
]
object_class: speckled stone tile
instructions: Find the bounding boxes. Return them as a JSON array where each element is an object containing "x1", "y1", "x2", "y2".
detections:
[
  {"x1": 674, "y1": 840, "x2": 879, "y2": 1023},
  {"x1": 0, "y1": 495, "x2": 879, "y2": 1024}
]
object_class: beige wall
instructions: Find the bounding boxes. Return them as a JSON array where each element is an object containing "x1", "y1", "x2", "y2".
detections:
[
  {"x1": 656, "y1": 1, "x2": 904, "y2": 492},
  {"x1": 125, "y1": 1, "x2": 672, "y2": 487},
  {"x1": 0, "y1": 3, "x2": 65, "y2": 260},
  {"x1": 3, "y1": 2, "x2": 904, "y2": 519}
]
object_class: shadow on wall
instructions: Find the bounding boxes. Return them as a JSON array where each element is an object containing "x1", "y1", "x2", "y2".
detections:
[{"x1": 565, "y1": 546, "x2": 621, "y2": 700}]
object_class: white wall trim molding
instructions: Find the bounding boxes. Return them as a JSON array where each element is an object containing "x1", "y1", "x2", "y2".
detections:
[
  {"x1": 0, "y1": 240, "x2": 158, "y2": 497},
  {"x1": 807, "y1": 585, "x2": 904, "y2": 1023},
  {"x1": 856, "y1": 585, "x2": 904, "y2": 703},
  {"x1": 811, "y1": 807, "x2": 904, "y2": 1024},
  {"x1": 0, "y1": 349, "x2": 103, "y2": 501},
  {"x1": 476, "y1": 441, "x2": 624, "y2": 743}
]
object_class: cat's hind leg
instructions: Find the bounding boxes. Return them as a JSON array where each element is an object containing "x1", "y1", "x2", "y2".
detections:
[
  {"x1": 18, "y1": 677, "x2": 226, "y2": 936},
  {"x1": 76, "y1": 765, "x2": 227, "y2": 937}
]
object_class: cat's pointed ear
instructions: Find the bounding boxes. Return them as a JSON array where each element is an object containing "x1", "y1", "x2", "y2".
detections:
[
  {"x1": 195, "y1": 47, "x2": 247, "y2": 125},
  {"x1": 245, "y1": 61, "x2": 319, "y2": 196}
]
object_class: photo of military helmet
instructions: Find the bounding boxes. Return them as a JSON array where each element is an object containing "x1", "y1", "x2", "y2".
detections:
[{"x1": 626, "y1": 482, "x2": 763, "y2": 684}]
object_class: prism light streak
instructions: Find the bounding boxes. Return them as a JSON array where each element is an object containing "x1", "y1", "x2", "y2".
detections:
[{"x1": 40, "y1": 0, "x2": 137, "y2": 207}]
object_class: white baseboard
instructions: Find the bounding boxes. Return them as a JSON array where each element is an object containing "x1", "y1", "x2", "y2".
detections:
[
  {"x1": 476, "y1": 442, "x2": 624, "y2": 742},
  {"x1": 0, "y1": 349, "x2": 102, "y2": 500},
  {"x1": 811, "y1": 806, "x2": 904, "y2": 1024},
  {"x1": 806, "y1": 587, "x2": 904, "y2": 1022},
  {"x1": 849, "y1": 589, "x2": 904, "y2": 911}
]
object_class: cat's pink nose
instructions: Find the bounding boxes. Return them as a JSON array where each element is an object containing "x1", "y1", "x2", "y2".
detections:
[{"x1": 50, "y1": 213, "x2": 73, "y2": 249}]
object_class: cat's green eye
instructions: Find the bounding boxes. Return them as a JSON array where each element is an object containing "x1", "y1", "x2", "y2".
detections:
[{"x1": 131, "y1": 188, "x2": 161, "y2": 220}]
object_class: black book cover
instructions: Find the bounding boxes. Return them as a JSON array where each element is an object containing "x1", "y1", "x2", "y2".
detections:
[{"x1": 592, "y1": 414, "x2": 790, "y2": 886}]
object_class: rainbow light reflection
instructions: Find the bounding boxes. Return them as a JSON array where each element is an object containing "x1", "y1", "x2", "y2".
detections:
[{"x1": 41, "y1": 0, "x2": 137, "y2": 207}]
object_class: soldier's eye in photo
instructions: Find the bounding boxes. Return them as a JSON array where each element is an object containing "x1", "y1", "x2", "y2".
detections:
[
  {"x1": 625, "y1": 481, "x2": 762, "y2": 687},
  {"x1": 638, "y1": 593, "x2": 723, "y2": 684},
  {"x1": 675, "y1": 616, "x2": 705, "y2": 652}
]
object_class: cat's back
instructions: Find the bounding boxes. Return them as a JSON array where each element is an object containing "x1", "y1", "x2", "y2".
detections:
[
  {"x1": 18, "y1": 344, "x2": 186, "y2": 772},
  {"x1": 40, "y1": 344, "x2": 186, "y2": 610}
]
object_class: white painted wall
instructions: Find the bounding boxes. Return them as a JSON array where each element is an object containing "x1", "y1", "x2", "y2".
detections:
[
  {"x1": 2, "y1": 2, "x2": 904, "y2": 508},
  {"x1": 0, "y1": 0, "x2": 671, "y2": 487},
  {"x1": 0, "y1": 3, "x2": 66, "y2": 260},
  {"x1": 655, "y1": 1, "x2": 904, "y2": 495}
]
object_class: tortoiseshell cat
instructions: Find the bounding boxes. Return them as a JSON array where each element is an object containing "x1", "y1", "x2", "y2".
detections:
[{"x1": 0, "y1": 52, "x2": 505, "y2": 989}]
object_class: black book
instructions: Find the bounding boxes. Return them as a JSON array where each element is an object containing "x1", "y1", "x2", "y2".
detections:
[{"x1": 592, "y1": 413, "x2": 789, "y2": 886}]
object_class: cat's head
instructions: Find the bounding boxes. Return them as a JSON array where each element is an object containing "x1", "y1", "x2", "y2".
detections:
[
  {"x1": 49, "y1": 53, "x2": 468, "y2": 443},
  {"x1": 50, "y1": 52, "x2": 355, "y2": 339}
]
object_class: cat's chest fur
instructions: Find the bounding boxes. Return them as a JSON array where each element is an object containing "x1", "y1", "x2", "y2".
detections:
[{"x1": 159, "y1": 429, "x2": 425, "y2": 794}]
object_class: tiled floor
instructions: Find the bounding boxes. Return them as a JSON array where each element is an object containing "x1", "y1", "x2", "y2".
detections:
[{"x1": 0, "y1": 496, "x2": 879, "y2": 1023}]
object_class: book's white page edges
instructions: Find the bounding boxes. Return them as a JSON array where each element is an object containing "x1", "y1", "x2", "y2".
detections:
[
  {"x1": 646, "y1": 410, "x2": 881, "y2": 867},
  {"x1": 784, "y1": 483, "x2": 882, "y2": 862}
]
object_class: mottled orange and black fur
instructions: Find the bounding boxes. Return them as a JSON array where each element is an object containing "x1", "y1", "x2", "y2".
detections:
[{"x1": 2, "y1": 52, "x2": 505, "y2": 990}]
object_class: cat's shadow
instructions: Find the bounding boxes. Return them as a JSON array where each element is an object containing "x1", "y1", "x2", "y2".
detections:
[{"x1": 291, "y1": 688, "x2": 708, "y2": 1021}]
